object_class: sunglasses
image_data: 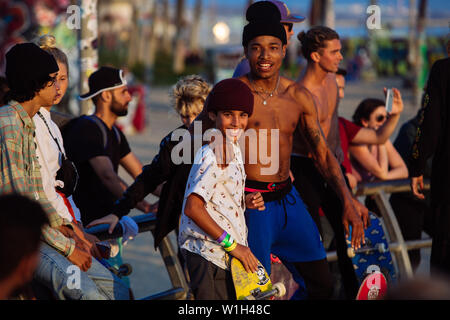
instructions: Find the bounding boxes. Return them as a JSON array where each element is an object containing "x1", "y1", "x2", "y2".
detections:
[
  {"x1": 375, "y1": 114, "x2": 386, "y2": 123},
  {"x1": 282, "y1": 23, "x2": 293, "y2": 32}
]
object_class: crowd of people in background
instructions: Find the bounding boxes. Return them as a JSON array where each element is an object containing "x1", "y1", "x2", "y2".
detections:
[{"x1": 1, "y1": 0, "x2": 449, "y2": 301}]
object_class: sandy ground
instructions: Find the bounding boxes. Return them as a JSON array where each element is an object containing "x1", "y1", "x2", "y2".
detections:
[{"x1": 118, "y1": 77, "x2": 431, "y2": 299}]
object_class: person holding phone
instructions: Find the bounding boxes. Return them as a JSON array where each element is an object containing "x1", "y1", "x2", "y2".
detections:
[{"x1": 349, "y1": 91, "x2": 409, "y2": 183}]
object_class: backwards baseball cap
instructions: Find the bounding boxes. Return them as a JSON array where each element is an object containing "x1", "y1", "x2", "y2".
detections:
[
  {"x1": 5, "y1": 43, "x2": 59, "y2": 93},
  {"x1": 206, "y1": 79, "x2": 254, "y2": 116},
  {"x1": 79, "y1": 66, "x2": 127, "y2": 100},
  {"x1": 246, "y1": 1, "x2": 305, "y2": 23},
  {"x1": 268, "y1": 1, "x2": 305, "y2": 23}
]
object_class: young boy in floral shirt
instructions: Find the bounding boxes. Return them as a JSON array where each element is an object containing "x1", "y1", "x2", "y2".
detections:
[{"x1": 179, "y1": 78, "x2": 264, "y2": 300}]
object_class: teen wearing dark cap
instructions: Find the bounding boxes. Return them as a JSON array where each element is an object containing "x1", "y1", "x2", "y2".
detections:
[
  {"x1": 0, "y1": 43, "x2": 69, "y2": 262},
  {"x1": 178, "y1": 78, "x2": 265, "y2": 300},
  {"x1": 233, "y1": 0, "x2": 305, "y2": 78},
  {"x1": 1, "y1": 44, "x2": 129, "y2": 300},
  {"x1": 63, "y1": 66, "x2": 152, "y2": 227}
]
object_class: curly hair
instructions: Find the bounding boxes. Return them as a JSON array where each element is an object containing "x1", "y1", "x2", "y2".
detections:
[
  {"x1": 37, "y1": 34, "x2": 69, "y2": 74},
  {"x1": 297, "y1": 26, "x2": 339, "y2": 61},
  {"x1": 4, "y1": 74, "x2": 55, "y2": 103},
  {"x1": 170, "y1": 75, "x2": 212, "y2": 117}
]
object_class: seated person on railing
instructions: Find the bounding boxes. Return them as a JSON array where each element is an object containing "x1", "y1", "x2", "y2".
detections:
[
  {"x1": 349, "y1": 94, "x2": 409, "y2": 214},
  {"x1": 86, "y1": 75, "x2": 212, "y2": 255},
  {"x1": 349, "y1": 94, "x2": 408, "y2": 183},
  {"x1": 336, "y1": 81, "x2": 405, "y2": 190}
]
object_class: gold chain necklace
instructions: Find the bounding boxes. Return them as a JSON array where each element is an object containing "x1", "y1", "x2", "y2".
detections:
[{"x1": 248, "y1": 75, "x2": 280, "y2": 106}]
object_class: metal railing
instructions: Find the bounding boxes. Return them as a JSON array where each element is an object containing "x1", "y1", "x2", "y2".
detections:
[
  {"x1": 326, "y1": 178, "x2": 432, "y2": 280},
  {"x1": 86, "y1": 214, "x2": 189, "y2": 300}
]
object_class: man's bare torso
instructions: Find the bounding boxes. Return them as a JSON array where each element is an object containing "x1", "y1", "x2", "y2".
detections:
[
  {"x1": 292, "y1": 73, "x2": 339, "y2": 156},
  {"x1": 238, "y1": 76, "x2": 303, "y2": 182}
]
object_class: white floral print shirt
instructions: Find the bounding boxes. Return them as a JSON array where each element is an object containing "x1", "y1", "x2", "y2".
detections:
[{"x1": 179, "y1": 141, "x2": 247, "y2": 270}]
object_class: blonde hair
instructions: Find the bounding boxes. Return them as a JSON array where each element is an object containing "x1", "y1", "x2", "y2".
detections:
[
  {"x1": 170, "y1": 75, "x2": 211, "y2": 117},
  {"x1": 37, "y1": 34, "x2": 69, "y2": 74}
]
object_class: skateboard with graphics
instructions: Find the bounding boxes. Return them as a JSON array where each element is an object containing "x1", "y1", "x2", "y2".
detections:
[
  {"x1": 230, "y1": 257, "x2": 286, "y2": 300},
  {"x1": 347, "y1": 212, "x2": 397, "y2": 298},
  {"x1": 356, "y1": 271, "x2": 388, "y2": 300}
]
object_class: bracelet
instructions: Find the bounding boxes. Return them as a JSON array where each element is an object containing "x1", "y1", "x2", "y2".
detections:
[
  {"x1": 224, "y1": 241, "x2": 237, "y2": 252},
  {"x1": 216, "y1": 231, "x2": 228, "y2": 244},
  {"x1": 223, "y1": 235, "x2": 231, "y2": 247},
  {"x1": 221, "y1": 234, "x2": 231, "y2": 247}
]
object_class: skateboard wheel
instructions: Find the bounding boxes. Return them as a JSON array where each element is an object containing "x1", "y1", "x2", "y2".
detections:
[
  {"x1": 347, "y1": 247, "x2": 355, "y2": 258},
  {"x1": 118, "y1": 263, "x2": 133, "y2": 277},
  {"x1": 272, "y1": 282, "x2": 286, "y2": 297}
]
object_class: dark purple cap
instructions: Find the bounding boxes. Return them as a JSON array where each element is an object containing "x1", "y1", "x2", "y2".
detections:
[
  {"x1": 206, "y1": 79, "x2": 254, "y2": 116},
  {"x1": 268, "y1": 0, "x2": 305, "y2": 23}
]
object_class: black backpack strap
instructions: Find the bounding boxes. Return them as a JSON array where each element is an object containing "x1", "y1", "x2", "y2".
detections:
[
  {"x1": 84, "y1": 115, "x2": 121, "y2": 149},
  {"x1": 112, "y1": 125, "x2": 121, "y2": 146},
  {"x1": 85, "y1": 115, "x2": 108, "y2": 149}
]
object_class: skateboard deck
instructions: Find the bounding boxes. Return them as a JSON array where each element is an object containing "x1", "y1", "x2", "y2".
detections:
[
  {"x1": 347, "y1": 212, "x2": 397, "y2": 288},
  {"x1": 356, "y1": 271, "x2": 387, "y2": 300},
  {"x1": 270, "y1": 254, "x2": 299, "y2": 300},
  {"x1": 230, "y1": 257, "x2": 286, "y2": 300}
]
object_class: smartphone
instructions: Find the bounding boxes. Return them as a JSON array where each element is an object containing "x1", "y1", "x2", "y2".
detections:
[{"x1": 385, "y1": 88, "x2": 394, "y2": 113}]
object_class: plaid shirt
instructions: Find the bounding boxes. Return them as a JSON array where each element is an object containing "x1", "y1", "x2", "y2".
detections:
[{"x1": 0, "y1": 101, "x2": 75, "y2": 256}]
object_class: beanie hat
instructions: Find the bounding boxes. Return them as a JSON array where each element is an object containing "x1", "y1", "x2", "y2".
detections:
[
  {"x1": 206, "y1": 79, "x2": 254, "y2": 116},
  {"x1": 5, "y1": 43, "x2": 59, "y2": 93},
  {"x1": 242, "y1": 20, "x2": 287, "y2": 47},
  {"x1": 242, "y1": 2, "x2": 286, "y2": 47}
]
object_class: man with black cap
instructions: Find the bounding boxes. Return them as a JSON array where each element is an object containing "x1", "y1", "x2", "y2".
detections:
[
  {"x1": 63, "y1": 66, "x2": 152, "y2": 228},
  {"x1": 233, "y1": 0, "x2": 305, "y2": 78},
  {"x1": 0, "y1": 44, "x2": 129, "y2": 300}
]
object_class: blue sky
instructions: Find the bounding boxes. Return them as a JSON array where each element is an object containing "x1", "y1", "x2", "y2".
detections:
[
  {"x1": 186, "y1": 0, "x2": 449, "y2": 17},
  {"x1": 180, "y1": 0, "x2": 449, "y2": 46}
]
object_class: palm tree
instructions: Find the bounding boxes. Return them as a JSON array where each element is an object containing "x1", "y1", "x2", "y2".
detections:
[
  {"x1": 173, "y1": 0, "x2": 186, "y2": 73},
  {"x1": 161, "y1": 0, "x2": 172, "y2": 54},
  {"x1": 144, "y1": 0, "x2": 159, "y2": 83},
  {"x1": 189, "y1": 0, "x2": 203, "y2": 52}
]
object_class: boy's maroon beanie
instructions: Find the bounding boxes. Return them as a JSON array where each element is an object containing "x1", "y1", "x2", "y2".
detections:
[{"x1": 206, "y1": 78, "x2": 254, "y2": 116}]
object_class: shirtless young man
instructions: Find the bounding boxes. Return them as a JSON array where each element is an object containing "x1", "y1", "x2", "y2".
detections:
[
  {"x1": 196, "y1": 17, "x2": 365, "y2": 298},
  {"x1": 292, "y1": 26, "x2": 370, "y2": 299}
]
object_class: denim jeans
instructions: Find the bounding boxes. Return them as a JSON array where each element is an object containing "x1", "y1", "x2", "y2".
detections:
[{"x1": 34, "y1": 242, "x2": 130, "y2": 300}]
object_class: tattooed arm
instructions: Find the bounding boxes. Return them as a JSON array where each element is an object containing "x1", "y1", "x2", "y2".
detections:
[{"x1": 294, "y1": 87, "x2": 366, "y2": 249}]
